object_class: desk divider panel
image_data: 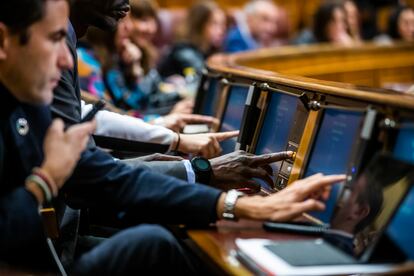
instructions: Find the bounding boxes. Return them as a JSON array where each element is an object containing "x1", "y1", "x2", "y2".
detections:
[{"x1": 216, "y1": 82, "x2": 263, "y2": 154}]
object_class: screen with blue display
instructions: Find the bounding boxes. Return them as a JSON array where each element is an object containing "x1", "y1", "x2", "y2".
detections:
[
  {"x1": 387, "y1": 125, "x2": 414, "y2": 260},
  {"x1": 305, "y1": 109, "x2": 364, "y2": 223},
  {"x1": 254, "y1": 93, "x2": 298, "y2": 189},
  {"x1": 201, "y1": 78, "x2": 219, "y2": 116},
  {"x1": 219, "y1": 86, "x2": 249, "y2": 154},
  {"x1": 393, "y1": 125, "x2": 414, "y2": 163},
  {"x1": 387, "y1": 186, "x2": 414, "y2": 260}
]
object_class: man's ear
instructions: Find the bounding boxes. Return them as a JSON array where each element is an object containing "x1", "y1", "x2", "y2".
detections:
[{"x1": 0, "y1": 23, "x2": 10, "y2": 60}]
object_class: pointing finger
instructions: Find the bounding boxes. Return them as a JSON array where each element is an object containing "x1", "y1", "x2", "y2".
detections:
[
  {"x1": 251, "y1": 151, "x2": 294, "y2": 166},
  {"x1": 210, "y1": 130, "x2": 239, "y2": 142}
]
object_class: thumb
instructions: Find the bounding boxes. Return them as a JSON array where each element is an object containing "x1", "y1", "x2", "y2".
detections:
[
  {"x1": 48, "y1": 118, "x2": 65, "y2": 137},
  {"x1": 210, "y1": 130, "x2": 239, "y2": 142}
]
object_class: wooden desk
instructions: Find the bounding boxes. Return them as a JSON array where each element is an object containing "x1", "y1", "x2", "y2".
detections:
[
  {"x1": 187, "y1": 220, "x2": 310, "y2": 275},
  {"x1": 187, "y1": 220, "x2": 414, "y2": 276}
]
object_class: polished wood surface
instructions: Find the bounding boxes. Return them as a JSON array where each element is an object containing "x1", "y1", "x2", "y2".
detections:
[
  {"x1": 207, "y1": 43, "x2": 414, "y2": 110},
  {"x1": 187, "y1": 220, "x2": 310, "y2": 275},
  {"x1": 233, "y1": 43, "x2": 414, "y2": 88}
]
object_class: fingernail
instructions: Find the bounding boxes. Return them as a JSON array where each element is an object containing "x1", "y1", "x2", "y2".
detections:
[{"x1": 286, "y1": 151, "x2": 295, "y2": 159}]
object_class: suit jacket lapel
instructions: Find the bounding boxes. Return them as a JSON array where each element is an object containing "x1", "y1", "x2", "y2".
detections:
[{"x1": 9, "y1": 107, "x2": 45, "y2": 173}]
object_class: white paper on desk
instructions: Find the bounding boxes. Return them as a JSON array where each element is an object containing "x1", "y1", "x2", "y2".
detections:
[{"x1": 235, "y1": 239, "x2": 394, "y2": 276}]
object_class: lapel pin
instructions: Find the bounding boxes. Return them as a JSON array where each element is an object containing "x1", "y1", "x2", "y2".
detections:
[{"x1": 16, "y1": 118, "x2": 29, "y2": 136}]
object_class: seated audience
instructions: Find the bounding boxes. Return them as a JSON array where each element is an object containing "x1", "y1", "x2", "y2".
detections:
[
  {"x1": 0, "y1": 2, "x2": 345, "y2": 274},
  {"x1": 224, "y1": 0, "x2": 279, "y2": 53},
  {"x1": 344, "y1": 0, "x2": 363, "y2": 42},
  {"x1": 77, "y1": 26, "x2": 187, "y2": 118},
  {"x1": 295, "y1": 1, "x2": 354, "y2": 46},
  {"x1": 157, "y1": 1, "x2": 227, "y2": 79},
  {"x1": 128, "y1": 0, "x2": 160, "y2": 67},
  {"x1": 388, "y1": 5, "x2": 414, "y2": 42}
]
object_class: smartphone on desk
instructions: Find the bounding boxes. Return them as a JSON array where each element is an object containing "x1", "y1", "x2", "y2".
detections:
[{"x1": 81, "y1": 100, "x2": 106, "y2": 123}]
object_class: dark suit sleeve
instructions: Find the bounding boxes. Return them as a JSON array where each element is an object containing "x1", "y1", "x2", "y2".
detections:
[
  {"x1": 0, "y1": 188, "x2": 46, "y2": 257},
  {"x1": 121, "y1": 159, "x2": 188, "y2": 181},
  {"x1": 63, "y1": 148, "x2": 221, "y2": 225}
]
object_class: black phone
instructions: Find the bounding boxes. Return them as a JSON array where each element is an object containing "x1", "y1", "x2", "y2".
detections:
[{"x1": 81, "y1": 100, "x2": 106, "y2": 123}]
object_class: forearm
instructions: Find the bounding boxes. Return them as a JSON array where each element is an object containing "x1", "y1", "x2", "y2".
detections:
[
  {"x1": 64, "y1": 148, "x2": 221, "y2": 225},
  {"x1": 82, "y1": 101, "x2": 174, "y2": 145},
  {"x1": 121, "y1": 158, "x2": 189, "y2": 181}
]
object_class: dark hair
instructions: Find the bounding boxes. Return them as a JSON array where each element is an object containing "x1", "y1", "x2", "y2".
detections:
[
  {"x1": 313, "y1": 1, "x2": 344, "y2": 42},
  {"x1": 354, "y1": 154, "x2": 413, "y2": 232},
  {"x1": 0, "y1": 0, "x2": 46, "y2": 44},
  {"x1": 129, "y1": 0, "x2": 158, "y2": 20},
  {"x1": 186, "y1": 0, "x2": 222, "y2": 50},
  {"x1": 354, "y1": 174, "x2": 383, "y2": 233},
  {"x1": 388, "y1": 5, "x2": 414, "y2": 40}
]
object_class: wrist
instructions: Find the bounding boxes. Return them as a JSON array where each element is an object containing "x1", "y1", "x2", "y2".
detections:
[
  {"x1": 169, "y1": 132, "x2": 181, "y2": 152},
  {"x1": 25, "y1": 180, "x2": 45, "y2": 205},
  {"x1": 33, "y1": 167, "x2": 58, "y2": 197},
  {"x1": 169, "y1": 132, "x2": 179, "y2": 151},
  {"x1": 190, "y1": 156, "x2": 212, "y2": 185},
  {"x1": 40, "y1": 163, "x2": 62, "y2": 189},
  {"x1": 234, "y1": 196, "x2": 263, "y2": 220}
]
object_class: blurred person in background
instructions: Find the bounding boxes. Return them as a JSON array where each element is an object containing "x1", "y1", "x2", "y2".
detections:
[
  {"x1": 77, "y1": 22, "x2": 210, "y2": 131},
  {"x1": 374, "y1": 5, "x2": 414, "y2": 44},
  {"x1": 294, "y1": 1, "x2": 355, "y2": 46},
  {"x1": 388, "y1": 5, "x2": 414, "y2": 42},
  {"x1": 157, "y1": 1, "x2": 227, "y2": 81},
  {"x1": 344, "y1": 0, "x2": 363, "y2": 42},
  {"x1": 224, "y1": 0, "x2": 279, "y2": 53}
]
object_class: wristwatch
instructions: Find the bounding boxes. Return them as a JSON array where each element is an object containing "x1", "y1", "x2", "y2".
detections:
[
  {"x1": 222, "y1": 189, "x2": 245, "y2": 221},
  {"x1": 190, "y1": 156, "x2": 212, "y2": 185}
]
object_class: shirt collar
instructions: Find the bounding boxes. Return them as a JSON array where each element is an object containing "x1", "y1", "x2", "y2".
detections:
[{"x1": 68, "y1": 21, "x2": 77, "y2": 46}]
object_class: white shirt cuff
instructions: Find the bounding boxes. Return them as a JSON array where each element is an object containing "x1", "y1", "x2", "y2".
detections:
[{"x1": 182, "y1": 160, "x2": 196, "y2": 184}]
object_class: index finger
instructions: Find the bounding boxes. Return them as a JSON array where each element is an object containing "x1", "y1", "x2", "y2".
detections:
[
  {"x1": 251, "y1": 151, "x2": 294, "y2": 166},
  {"x1": 210, "y1": 130, "x2": 240, "y2": 142},
  {"x1": 300, "y1": 174, "x2": 346, "y2": 196},
  {"x1": 182, "y1": 114, "x2": 217, "y2": 124}
]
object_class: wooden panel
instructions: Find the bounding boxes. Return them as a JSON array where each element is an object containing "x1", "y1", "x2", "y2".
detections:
[
  {"x1": 206, "y1": 43, "x2": 414, "y2": 110},
  {"x1": 288, "y1": 110, "x2": 320, "y2": 184},
  {"x1": 340, "y1": 70, "x2": 377, "y2": 87},
  {"x1": 379, "y1": 67, "x2": 414, "y2": 85}
]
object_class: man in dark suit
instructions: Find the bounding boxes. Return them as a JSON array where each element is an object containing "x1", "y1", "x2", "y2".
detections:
[{"x1": 0, "y1": 0, "x2": 345, "y2": 274}]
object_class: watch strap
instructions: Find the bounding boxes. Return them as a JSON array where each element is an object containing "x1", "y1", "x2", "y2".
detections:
[{"x1": 223, "y1": 189, "x2": 244, "y2": 220}]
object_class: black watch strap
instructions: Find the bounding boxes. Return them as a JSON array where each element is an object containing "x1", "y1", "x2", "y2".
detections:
[{"x1": 190, "y1": 157, "x2": 212, "y2": 185}]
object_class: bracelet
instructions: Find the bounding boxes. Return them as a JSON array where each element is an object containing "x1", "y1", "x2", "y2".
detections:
[
  {"x1": 33, "y1": 167, "x2": 58, "y2": 197},
  {"x1": 174, "y1": 132, "x2": 181, "y2": 151},
  {"x1": 26, "y1": 174, "x2": 52, "y2": 203}
]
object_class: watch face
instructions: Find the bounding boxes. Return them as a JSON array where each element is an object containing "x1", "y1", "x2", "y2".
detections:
[{"x1": 194, "y1": 158, "x2": 210, "y2": 171}]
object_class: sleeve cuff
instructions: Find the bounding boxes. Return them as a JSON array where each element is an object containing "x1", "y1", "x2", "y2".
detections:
[{"x1": 182, "y1": 160, "x2": 196, "y2": 183}]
